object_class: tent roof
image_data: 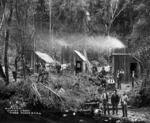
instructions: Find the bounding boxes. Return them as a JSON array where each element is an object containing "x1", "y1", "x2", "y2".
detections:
[
  {"x1": 74, "y1": 50, "x2": 87, "y2": 61},
  {"x1": 35, "y1": 51, "x2": 55, "y2": 64}
]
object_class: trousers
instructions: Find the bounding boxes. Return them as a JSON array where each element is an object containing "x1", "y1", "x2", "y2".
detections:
[
  {"x1": 103, "y1": 102, "x2": 110, "y2": 115},
  {"x1": 122, "y1": 105, "x2": 127, "y2": 117},
  {"x1": 112, "y1": 104, "x2": 118, "y2": 114}
]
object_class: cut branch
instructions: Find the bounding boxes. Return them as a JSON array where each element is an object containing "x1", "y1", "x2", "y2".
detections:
[
  {"x1": 39, "y1": 83, "x2": 63, "y2": 102},
  {"x1": 31, "y1": 83, "x2": 42, "y2": 100}
]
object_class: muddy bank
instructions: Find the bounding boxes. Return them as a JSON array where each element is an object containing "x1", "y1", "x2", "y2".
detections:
[{"x1": 0, "y1": 90, "x2": 147, "y2": 123}]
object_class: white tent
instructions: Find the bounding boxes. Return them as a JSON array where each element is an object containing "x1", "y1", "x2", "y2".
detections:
[{"x1": 35, "y1": 51, "x2": 55, "y2": 64}]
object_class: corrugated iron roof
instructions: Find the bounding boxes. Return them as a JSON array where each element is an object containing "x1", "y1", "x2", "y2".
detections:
[
  {"x1": 74, "y1": 50, "x2": 87, "y2": 61},
  {"x1": 35, "y1": 51, "x2": 55, "y2": 64}
]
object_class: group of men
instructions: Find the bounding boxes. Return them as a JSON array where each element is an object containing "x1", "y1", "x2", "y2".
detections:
[
  {"x1": 101, "y1": 89, "x2": 129, "y2": 117},
  {"x1": 117, "y1": 69, "x2": 136, "y2": 88}
]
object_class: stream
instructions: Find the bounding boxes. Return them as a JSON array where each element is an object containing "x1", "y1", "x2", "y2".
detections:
[
  {"x1": 0, "y1": 90, "x2": 147, "y2": 123},
  {"x1": 0, "y1": 99, "x2": 147, "y2": 123}
]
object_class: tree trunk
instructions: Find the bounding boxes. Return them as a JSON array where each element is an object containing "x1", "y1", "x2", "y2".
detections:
[
  {"x1": 0, "y1": 63, "x2": 6, "y2": 81},
  {"x1": 15, "y1": 58, "x2": 18, "y2": 82},
  {"x1": 4, "y1": 29, "x2": 10, "y2": 85},
  {"x1": 4, "y1": 0, "x2": 13, "y2": 85},
  {"x1": 21, "y1": 50, "x2": 26, "y2": 80}
]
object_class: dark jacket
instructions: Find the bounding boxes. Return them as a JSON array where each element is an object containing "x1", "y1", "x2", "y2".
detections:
[
  {"x1": 111, "y1": 93, "x2": 120, "y2": 105},
  {"x1": 101, "y1": 69, "x2": 106, "y2": 76}
]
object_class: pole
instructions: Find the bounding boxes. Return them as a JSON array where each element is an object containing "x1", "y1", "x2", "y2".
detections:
[
  {"x1": 33, "y1": 13, "x2": 35, "y2": 72},
  {"x1": 49, "y1": 0, "x2": 53, "y2": 51}
]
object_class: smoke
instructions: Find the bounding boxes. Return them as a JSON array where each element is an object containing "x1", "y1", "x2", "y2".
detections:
[
  {"x1": 86, "y1": 36, "x2": 125, "y2": 49},
  {"x1": 36, "y1": 32, "x2": 125, "y2": 53},
  {"x1": 55, "y1": 39, "x2": 69, "y2": 47},
  {"x1": 54, "y1": 35, "x2": 125, "y2": 50}
]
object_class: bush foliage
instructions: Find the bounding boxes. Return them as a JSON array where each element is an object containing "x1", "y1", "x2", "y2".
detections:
[
  {"x1": 6, "y1": 72, "x2": 102, "y2": 111},
  {"x1": 129, "y1": 78, "x2": 150, "y2": 108}
]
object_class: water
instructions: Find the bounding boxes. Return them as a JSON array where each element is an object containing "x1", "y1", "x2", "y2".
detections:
[
  {"x1": 0, "y1": 100, "x2": 110, "y2": 123},
  {"x1": 0, "y1": 100, "x2": 94, "y2": 123},
  {"x1": 0, "y1": 100, "x2": 146, "y2": 123}
]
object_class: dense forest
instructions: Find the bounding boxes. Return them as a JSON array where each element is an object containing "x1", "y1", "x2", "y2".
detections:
[
  {"x1": 0, "y1": 0, "x2": 150, "y2": 122},
  {"x1": 0, "y1": 0, "x2": 150, "y2": 84}
]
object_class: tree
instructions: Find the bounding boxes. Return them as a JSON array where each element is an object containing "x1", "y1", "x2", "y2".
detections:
[
  {"x1": 11, "y1": 0, "x2": 37, "y2": 80},
  {"x1": 0, "y1": 0, "x2": 14, "y2": 85},
  {"x1": 129, "y1": 0, "x2": 150, "y2": 78},
  {"x1": 0, "y1": 0, "x2": 37, "y2": 83}
]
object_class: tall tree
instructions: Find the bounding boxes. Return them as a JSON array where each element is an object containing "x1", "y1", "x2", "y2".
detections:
[
  {"x1": 12, "y1": 0, "x2": 37, "y2": 80},
  {"x1": 129, "y1": 0, "x2": 150, "y2": 78},
  {"x1": 0, "y1": 0, "x2": 14, "y2": 85}
]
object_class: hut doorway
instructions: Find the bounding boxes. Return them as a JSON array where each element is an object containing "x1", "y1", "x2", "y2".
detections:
[
  {"x1": 76, "y1": 61, "x2": 82, "y2": 74},
  {"x1": 130, "y1": 63, "x2": 137, "y2": 74}
]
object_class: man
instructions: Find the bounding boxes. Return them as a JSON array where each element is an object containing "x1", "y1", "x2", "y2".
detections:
[
  {"x1": 56, "y1": 63, "x2": 61, "y2": 74},
  {"x1": 25, "y1": 61, "x2": 30, "y2": 76},
  {"x1": 37, "y1": 64, "x2": 45, "y2": 83},
  {"x1": 119, "y1": 69, "x2": 124, "y2": 89},
  {"x1": 108, "y1": 75, "x2": 115, "y2": 90},
  {"x1": 101, "y1": 77, "x2": 107, "y2": 89},
  {"x1": 111, "y1": 90, "x2": 120, "y2": 115},
  {"x1": 131, "y1": 71, "x2": 135, "y2": 88},
  {"x1": 101, "y1": 67, "x2": 106, "y2": 77},
  {"x1": 121, "y1": 92, "x2": 129, "y2": 117},
  {"x1": 116, "y1": 70, "x2": 120, "y2": 89},
  {"x1": 93, "y1": 94, "x2": 100, "y2": 109},
  {"x1": 101, "y1": 89, "x2": 110, "y2": 115},
  {"x1": 92, "y1": 65, "x2": 97, "y2": 75},
  {"x1": 36, "y1": 62, "x2": 41, "y2": 72},
  {"x1": 44, "y1": 63, "x2": 49, "y2": 83}
]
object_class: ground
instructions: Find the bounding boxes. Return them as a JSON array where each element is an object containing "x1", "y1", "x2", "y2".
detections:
[
  {"x1": 1, "y1": 73, "x2": 150, "y2": 123},
  {"x1": 113, "y1": 83, "x2": 150, "y2": 122}
]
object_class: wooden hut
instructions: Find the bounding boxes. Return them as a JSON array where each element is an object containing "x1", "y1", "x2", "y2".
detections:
[
  {"x1": 24, "y1": 50, "x2": 56, "y2": 72},
  {"x1": 61, "y1": 46, "x2": 88, "y2": 74},
  {"x1": 112, "y1": 52, "x2": 143, "y2": 83},
  {"x1": 74, "y1": 50, "x2": 87, "y2": 74}
]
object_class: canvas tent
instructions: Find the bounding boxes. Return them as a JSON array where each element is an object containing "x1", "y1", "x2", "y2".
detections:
[{"x1": 35, "y1": 51, "x2": 55, "y2": 64}]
